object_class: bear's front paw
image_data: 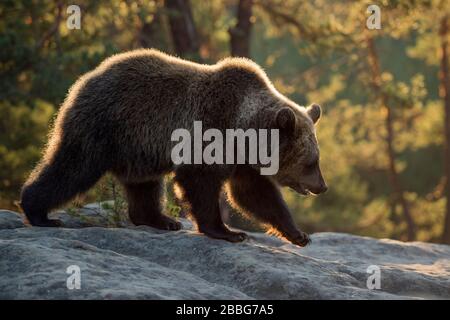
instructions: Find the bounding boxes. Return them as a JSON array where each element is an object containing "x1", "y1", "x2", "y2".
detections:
[
  {"x1": 27, "y1": 217, "x2": 63, "y2": 228},
  {"x1": 201, "y1": 228, "x2": 248, "y2": 243},
  {"x1": 289, "y1": 231, "x2": 311, "y2": 247},
  {"x1": 153, "y1": 215, "x2": 183, "y2": 231}
]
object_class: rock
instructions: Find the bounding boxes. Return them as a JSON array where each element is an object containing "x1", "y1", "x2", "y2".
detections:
[
  {"x1": 0, "y1": 206, "x2": 449, "y2": 299},
  {"x1": 0, "y1": 210, "x2": 25, "y2": 229}
]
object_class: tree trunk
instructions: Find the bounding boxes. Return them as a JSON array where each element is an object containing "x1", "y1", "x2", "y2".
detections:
[
  {"x1": 229, "y1": 0, "x2": 253, "y2": 57},
  {"x1": 440, "y1": 16, "x2": 450, "y2": 244},
  {"x1": 365, "y1": 35, "x2": 417, "y2": 241},
  {"x1": 164, "y1": 0, "x2": 200, "y2": 58}
]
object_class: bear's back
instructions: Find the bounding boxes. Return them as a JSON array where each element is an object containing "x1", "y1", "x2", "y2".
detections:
[{"x1": 97, "y1": 49, "x2": 209, "y2": 79}]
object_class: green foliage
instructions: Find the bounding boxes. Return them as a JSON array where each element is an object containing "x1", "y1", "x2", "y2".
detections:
[
  {"x1": 94, "y1": 175, "x2": 128, "y2": 226},
  {"x1": 0, "y1": 99, "x2": 54, "y2": 208}
]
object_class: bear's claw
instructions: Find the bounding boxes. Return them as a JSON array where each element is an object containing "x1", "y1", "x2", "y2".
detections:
[
  {"x1": 145, "y1": 215, "x2": 182, "y2": 231},
  {"x1": 28, "y1": 218, "x2": 63, "y2": 227},
  {"x1": 202, "y1": 228, "x2": 248, "y2": 243},
  {"x1": 289, "y1": 231, "x2": 311, "y2": 247},
  {"x1": 165, "y1": 219, "x2": 182, "y2": 231}
]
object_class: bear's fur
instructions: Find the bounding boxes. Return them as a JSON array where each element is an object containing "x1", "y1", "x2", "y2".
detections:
[{"x1": 21, "y1": 49, "x2": 327, "y2": 246}]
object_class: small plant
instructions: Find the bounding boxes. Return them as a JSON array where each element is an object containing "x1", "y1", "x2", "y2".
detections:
[
  {"x1": 94, "y1": 175, "x2": 128, "y2": 227},
  {"x1": 167, "y1": 201, "x2": 181, "y2": 219},
  {"x1": 66, "y1": 207, "x2": 78, "y2": 216},
  {"x1": 165, "y1": 176, "x2": 183, "y2": 218},
  {"x1": 66, "y1": 175, "x2": 183, "y2": 227},
  {"x1": 65, "y1": 206, "x2": 99, "y2": 225}
]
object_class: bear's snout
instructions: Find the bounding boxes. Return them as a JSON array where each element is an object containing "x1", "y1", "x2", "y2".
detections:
[{"x1": 308, "y1": 182, "x2": 328, "y2": 195}]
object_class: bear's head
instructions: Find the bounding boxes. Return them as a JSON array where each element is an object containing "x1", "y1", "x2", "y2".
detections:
[{"x1": 273, "y1": 103, "x2": 328, "y2": 196}]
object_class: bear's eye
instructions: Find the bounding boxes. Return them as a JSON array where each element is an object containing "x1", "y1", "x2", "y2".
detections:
[
  {"x1": 305, "y1": 163, "x2": 315, "y2": 170},
  {"x1": 304, "y1": 158, "x2": 318, "y2": 170}
]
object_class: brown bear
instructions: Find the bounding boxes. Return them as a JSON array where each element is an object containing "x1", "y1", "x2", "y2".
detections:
[{"x1": 20, "y1": 49, "x2": 327, "y2": 246}]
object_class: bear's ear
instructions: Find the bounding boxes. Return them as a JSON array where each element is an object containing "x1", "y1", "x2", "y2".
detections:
[
  {"x1": 307, "y1": 103, "x2": 321, "y2": 124},
  {"x1": 275, "y1": 107, "x2": 296, "y2": 134}
]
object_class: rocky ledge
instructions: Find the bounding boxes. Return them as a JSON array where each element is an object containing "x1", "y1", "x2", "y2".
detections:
[{"x1": 0, "y1": 205, "x2": 449, "y2": 299}]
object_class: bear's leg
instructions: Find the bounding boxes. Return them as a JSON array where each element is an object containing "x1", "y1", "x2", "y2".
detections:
[
  {"x1": 124, "y1": 179, "x2": 182, "y2": 230},
  {"x1": 174, "y1": 167, "x2": 247, "y2": 242},
  {"x1": 21, "y1": 147, "x2": 106, "y2": 227},
  {"x1": 227, "y1": 166, "x2": 310, "y2": 247}
]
